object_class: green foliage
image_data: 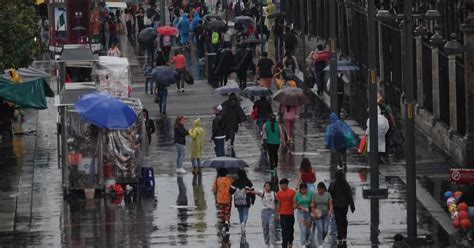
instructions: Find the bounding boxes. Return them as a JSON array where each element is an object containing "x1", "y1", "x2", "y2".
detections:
[{"x1": 0, "y1": 2, "x2": 43, "y2": 71}]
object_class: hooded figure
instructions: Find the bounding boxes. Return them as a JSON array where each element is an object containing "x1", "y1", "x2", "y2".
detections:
[
  {"x1": 221, "y1": 93, "x2": 246, "y2": 146},
  {"x1": 190, "y1": 12, "x2": 202, "y2": 32},
  {"x1": 177, "y1": 13, "x2": 191, "y2": 44},
  {"x1": 189, "y1": 118, "x2": 205, "y2": 159},
  {"x1": 366, "y1": 106, "x2": 390, "y2": 153},
  {"x1": 325, "y1": 113, "x2": 346, "y2": 151}
]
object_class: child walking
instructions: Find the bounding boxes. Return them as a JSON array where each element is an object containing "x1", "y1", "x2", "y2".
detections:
[
  {"x1": 213, "y1": 168, "x2": 233, "y2": 234},
  {"x1": 250, "y1": 182, "x2": 277, "y2": 247}
]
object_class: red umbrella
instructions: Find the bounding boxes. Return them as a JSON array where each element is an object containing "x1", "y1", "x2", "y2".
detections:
[{"x1": 157, "y1": 26, "x2": 178, "y2": 36}]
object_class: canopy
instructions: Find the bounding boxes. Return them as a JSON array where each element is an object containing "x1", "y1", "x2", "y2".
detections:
[
  {"x1": 3, "y1": 66, "x2": 49, "y2": 82},
  {"x1": 0, "y1": 77, "x2": 54, "y2": 109}
]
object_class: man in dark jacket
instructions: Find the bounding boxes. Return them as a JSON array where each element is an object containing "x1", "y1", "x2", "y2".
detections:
[
  {"x1": 211, "y1": 105, "x2": 226, "y2": 157},
  {"x1": 221, "y1": 93, "x2": 246, "y2": 148},
  {"x1": 253, "y1": 96, "x2": 272, "y2": 130},
  {"x1": 329, "y1": 170, "x2": 355, "y2": 246},
  {"x1": 284, "y1": 27, "x2": 298, "y2": 55},
  {"x1": 234, "y1": 46, "x2": 253, "y2": 89},
  {"x1": 273, "y1": 17, "x2": 285, "y2": 62}
]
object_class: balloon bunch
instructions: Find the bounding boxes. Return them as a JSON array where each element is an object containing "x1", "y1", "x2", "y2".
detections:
[{"x1": 445, "y1": 191, "x2": 472, "y2": 230}]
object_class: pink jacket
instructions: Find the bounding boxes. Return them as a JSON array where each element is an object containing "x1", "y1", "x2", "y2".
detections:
[{"x1": 283, "y1": 105, "x2": 298, "y2": 120}]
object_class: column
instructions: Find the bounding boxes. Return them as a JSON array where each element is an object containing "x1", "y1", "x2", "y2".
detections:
[
  {"x1": 414, "y1": 24, "x2": 427, "y2": 107},
  {"x1": 430, "y1": 25, "x2": 444, "y2": 120},
  {"x1": 462, "y1": 0, "x2": 474, "y2": 167},
  {"x1": 448, "y1": 53, "x2": 458, "y2": 132}
]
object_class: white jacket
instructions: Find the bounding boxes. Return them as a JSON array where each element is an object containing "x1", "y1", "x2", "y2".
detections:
[{"x1": 366, "y1": 106, "x2": 390, "y2": 153}]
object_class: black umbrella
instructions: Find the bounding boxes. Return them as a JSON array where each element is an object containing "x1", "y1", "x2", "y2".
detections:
[
  {"x1": 201, "y1": 157, "x2": 249, "y2": 169},
  {"x1": 267, "y1": 12, "x2": 286, "y2": 19},
  {"x1": 138, "y1": 27, "x2": 157, "y2": 44},
  {"x1": 206, "y1": 20, "x2": 227, "y2": 32},
  {"x1": 203, "y1": 14, "x2": 223, "y2": 23},
  {"x1": 242, "y1": 38, "x2": 263, "y2": 45},
  {"x1": 151, "y1": 66, "x2": 180, "y2": 86},
  {"x1": 234, "y1": 16, "x2": 254, "y2": 25}
]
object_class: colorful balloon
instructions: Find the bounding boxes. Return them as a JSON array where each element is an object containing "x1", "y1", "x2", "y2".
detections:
[
  {"x1": 447, "y1": 197, "x2": 456, "y2": 206},
  {"x1": 449, "y1": 204, "x2": 457, "y2": 214},
  {"x1": 458, "y1": 202, "x2": 468, "y2": 212},
  {"x1": 459, "y1": 210, "x2": 469, "y2": 220},
  {"x1": 453, "y1": 219, "x2": 460, "y2": 228},
  {"x1": 451, "y1": 211, "x2": 459, "y2": 220},
  {"x1": 460, "y1": 219, "x2": 472, "y2": 229},
  {"x1": 454, "y1": 191, "x2": 463, "y2": 198},
  {"x1": 444, "y1": 191, "x2": 453, "y2": 200}
]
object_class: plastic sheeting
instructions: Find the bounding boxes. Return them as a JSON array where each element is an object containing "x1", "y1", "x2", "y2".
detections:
[
  {"x1": 94, "y1": 56, "x2": 130, "y2": 98},
  {"x1": 325, "y1": 113, "x2": 356, "y2": 150},
  {"x1": 0, "y1": 77, "x2": 54, "y2": 109}
]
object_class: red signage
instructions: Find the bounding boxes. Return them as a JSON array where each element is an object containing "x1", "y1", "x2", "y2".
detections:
[
  {"x1": 450, "y1": 169, "x2": 474, "y2": 184},
  {"x1": 67, "y1": 0, "x2": 91, "y2": 44}
]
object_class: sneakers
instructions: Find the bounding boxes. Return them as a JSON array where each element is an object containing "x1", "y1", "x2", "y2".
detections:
[
  {"x1": 176, "y1": 168, "x2": 187, "y2": 174},
  {"x1": 181, "y1": 88, "x2": 185, "y2": 92}
]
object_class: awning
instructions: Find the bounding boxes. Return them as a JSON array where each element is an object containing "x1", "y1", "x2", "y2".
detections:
[
  {"x1": 3, "y1": 66, "x2": 49, "y2": 82},
  {"x1": 0, "y1": 77, "x2": 54, "y2": 109},
  {"x1": 106, "y1": 2, "x2": 128, "y2": 8},
  {"x1": 60, "y1": 46, "x2": 99, "y2": 63}
]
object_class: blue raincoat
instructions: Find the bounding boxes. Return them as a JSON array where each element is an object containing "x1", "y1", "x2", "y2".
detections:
[
  {"x1": 325, "y1": 113, "x2": 356, "y2": 150},
  {"x1": 177, "y1": 13, "x2": 190, "y2": 44},
  {"x1": 190, "y1": 13, "x2": 201, "y2": 32}
]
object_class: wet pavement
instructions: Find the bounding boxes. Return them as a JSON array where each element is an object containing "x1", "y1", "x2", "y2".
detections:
[{"x1": 0, "y1": 35, "x2": 463, "y2": 247}]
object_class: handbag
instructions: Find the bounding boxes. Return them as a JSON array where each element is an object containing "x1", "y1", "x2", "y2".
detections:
[
  {"x1": 358, "y1": 134, "x2": 368, "y2": 155},
  {"x1": 154, "y1": 95, "x2": 160, "y2": 104},
  {"x1": 183, "y1": 70, "x2": 194, "y2": 85},
  {"x1": 250, "y1": 107, "x2": 258, "y2": 120}
]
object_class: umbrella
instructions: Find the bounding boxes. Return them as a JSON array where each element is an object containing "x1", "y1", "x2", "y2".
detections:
[
  {"x1": 273, "y1": 87, "x2": 310, "y2": 106},
  {"x1": 267, "y1": 11, "x2": 286, "y2": 19},
  {"x1": 74, "y1": 92, "x2": 137, "y2": 130},
  {"x1": 151, "y1": 66, "x2": 180, "y2": 86},
  {"x1": 138, "y1": 27, "x2": 157, "y2": 44},
  {"x1": 157, "y1": 26, "x2": 178, "y2": 36},
  {"x1": 323, "y1": 61, "x2": 360, "y2": 71},
  {"x1": 214, "y1": 85, "x2": 241, "y2": 95},
  {"x1": 243, "y1": 86, "x2": 272, "y2": 97},
  {"x1": 206, "y1": 20, "x2": 227, "y2": 32},
  {"x1": 203, "y1": 14, "x2": 223, "y2": 23},
  {"x1": 201, "y1": 157, "x2": 249, "y2": 169},
  {"x1": 234, "y1": 16, "x2": 254, "y2": 25}
]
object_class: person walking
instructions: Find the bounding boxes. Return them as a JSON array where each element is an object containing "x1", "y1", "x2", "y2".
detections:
[
  {"x1": 174, "y1": 116, "x2": 189, "y2": 174},
  {"x1": 282, "y1": 50, "x2": 299, "y2": 74},
  {"x1": 154, "y1": 80, "x2": 169, "y2": 115},
  {"x1": 312, "y1": 44, "x2": 329, "y2": 95},
  {"x1": 211, "y1": 105, "x2": 226, "y2": 157},
  {"x1": 325, "y1": 113, "x2": 353, "y2": 170},
  {"x1": 213, "y1": 168, "x2": 233, "y2": 233},
  {"x1": 366, "y1": 106, "x2": 390, "y2": 159},
  {"x1": 297, "y1": 158, "x2": 316, "y2": 192},
  {"x1": 189, "y1": 118, "x2": 205, "y2": 175},
  {"x1": 231, "y1": 170, "x2": 255, "y2": 235},
  {"x1": 262, "y1": 114, "x2": 285, "y2": 171},
  {"x1": 221, "y1": 93, "x2": 246, "y2": 149},
  {"x1": 328, "y1": 170, "x2": 355, "y2": 247},
  {"x1": 143, "y1": 63, "x2": 153, "y2": 94},
  {"x1": 276, "y1": 178, "x2": 296, "y2": 248},
  {"x1": 171, "y1": 50, "x2": 187, "y2": 92},
  {"x1": 177, "y1": 12, "x2": 190, "y2": 45},
  {"x1": 273, "y1": 17, "x2": 284, "y2": 62},
  {"x1": 311, "y1": 182, "x2": 333, "y2": 246},
  {"x1": 284, "y1": 27, "x2": 297, "y2": 55},
  {"x1": 124, "y1": 9, "x2": 135, "y2": 44},
  {"x1": 253, "y1": 96, "x2": 273, "y2": 130},
  {"x1": 143, "y1": 109, "x2": 155, "y2": 144},
  {"x1": 256, "y1": 52, "x2": 275, "y2": 89},
  {"x1": 294, "y1": 183, "x2": 314, "y2": 248},
  {"x1": 281, "y1": 104, "x2": 298, "y2": 144},
  {"x1": 249, "y1": 182, "x2": 277, "y2": 248}
]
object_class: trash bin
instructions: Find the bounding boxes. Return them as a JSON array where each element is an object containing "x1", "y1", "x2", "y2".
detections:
[{"x1": 205, "y1": 52, "x2": 217, "y2": 87}]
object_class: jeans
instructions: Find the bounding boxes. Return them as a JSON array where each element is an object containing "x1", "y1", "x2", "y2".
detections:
[
  {"x1": 157, "y1": 90, "x2": 168, "y2": 113},
  {"x1": 214, "y1": 138, "x2": 225, "y2": 157},
  {"x1": 261, "y1": 208, "x2": 276, "y2": 245},
  {"x1": 191, "y1": 158, "x2": 201, "y2": 168},
  {"x1": 315, "y1": 213, "x2": 330, "y2": 245},
  {"x1": 334, "y1": 205, "x2": 349, "y2": 240},
  {"x1": 266, "y1": 143, "x2": 280, "y2": 169},
  {"x1": 237, "y1": 206, "x2": 249, "y2": 224},
  {"x1": 274, "y1": 35, "x2": 283, "y2": 62},
  {"x1": 297, "y1": 210, "x2": 312, "y2": 246},
  {"x1": 280, "y1": 214, "x2": 295, "y2": 248},
  {"x1": 329, "y1": 214, "x2": 338, "y2": 240},
  {"x1": 175, "y1": 143, "x2": 185, "y2": 169},
  {"x1": 145, "y1": 78, "x2": 153, "y2": 94}
]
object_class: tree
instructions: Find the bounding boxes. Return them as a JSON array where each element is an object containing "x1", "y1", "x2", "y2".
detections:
[{"x1": 0, "y1": 2, "x2": 43, "y2": 71}]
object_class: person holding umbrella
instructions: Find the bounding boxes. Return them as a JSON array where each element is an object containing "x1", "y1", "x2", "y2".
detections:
[
  {"x1": 281, "y1": 104, "x2": 298, "y2": 144},
  {"x1": 174, "y1": 116, "x2": 189, "y2": 174},
  {"x1": 171, "y1": 50, "x2": 187, "y2": 93},
  {"x1": 252, "y1": 96, "x2": 273, "y2": 130}
]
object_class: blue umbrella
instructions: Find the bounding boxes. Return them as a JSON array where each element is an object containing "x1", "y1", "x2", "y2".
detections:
[
  {"x1": 151, "y1": 66, "x2": 180, "y2": 86},
  {"x1": 214, "y1": 85, "x2": 241, "y2": 95},
  {"x1": 323, "y1": 61, "x2": 360, "y2": 71},
  {"x1": 74, "y1": 92, "x2": 137, "y2": 130},
  {"x1": 242, "y1": 86, "x2": 272, "y2": 97},
  {"x1": 201, "y1": 157, "x2": 249, "y2": 169}
]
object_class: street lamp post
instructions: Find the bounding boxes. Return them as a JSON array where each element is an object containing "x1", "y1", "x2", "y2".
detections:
[
  {"x1": 160, "y1": 0, "x2": 166, "y2": 27},
  {"x1": 329, "y1": 0, "x2": 338, "y2": 114}
]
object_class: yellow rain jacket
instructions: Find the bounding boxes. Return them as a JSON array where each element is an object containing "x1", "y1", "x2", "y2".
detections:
[{"x1": 189, "y1": 118, "x2": 205, "y2": 158}]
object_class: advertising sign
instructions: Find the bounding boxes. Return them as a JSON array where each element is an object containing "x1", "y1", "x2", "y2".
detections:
[{"x1": 67, "y1": 0, "x2": 91, "y2": 44}]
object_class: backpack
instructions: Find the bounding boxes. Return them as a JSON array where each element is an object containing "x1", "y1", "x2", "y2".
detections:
[
  {"x1": 234, "y1": 188, "x2": 248, "y2": 206},
  {"x1": 212, "y1": 31, "x2": 219, "y2": 45},
  {"x1": 284, "y1": 57, "x2": 296, "y2": 72}
]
